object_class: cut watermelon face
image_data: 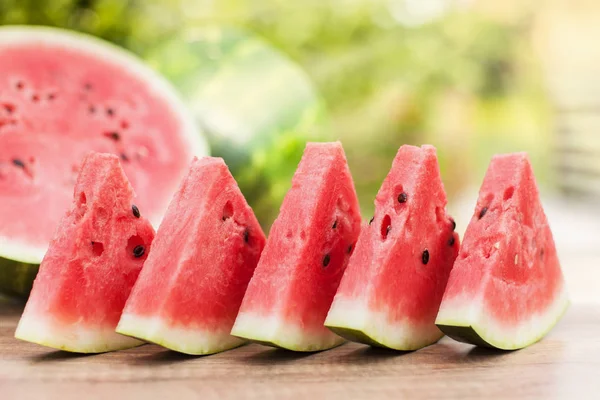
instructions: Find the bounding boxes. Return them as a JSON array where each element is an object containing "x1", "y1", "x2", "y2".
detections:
[
  {"x1": 325, "y1": 145, "x2": 459, "y2": 350},
  {"x1": 231, "y1": 142, "x2": 362, "y2": 351},
  {"x1": 0, "y1": 26, "x2": 207, "y2": 272},
  {"x1": 436, "y1": 153, "x2": 569, "y2": 350},
  {"x1": 117, "y1": 157, "x2": 266, "y2": 355},
  {"x1": 15, "y1": 153, "x2": 155, "y2": 353}
]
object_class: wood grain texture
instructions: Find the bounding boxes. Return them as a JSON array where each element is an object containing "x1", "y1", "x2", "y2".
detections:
[{"x1": 1, "y1": 302, "x2": 599, "y2": 400}]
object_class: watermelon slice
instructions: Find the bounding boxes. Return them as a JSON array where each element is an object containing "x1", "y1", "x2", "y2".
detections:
[
  {"x1": 231, "y1": 142, "x2": 362, "y2": 351},
  {"x1": 325, "y1": 145, "x2": 460, "y2": 350},
  {"x1": 436, "y1": 153, "x2": 569, "y2": 350},
  {"x1": 15, "y1": 153, "x2": 155, "y2": 353},
  {"x1": 0, "y1": 26, "x2": 207, "y2": 296},
  {"x1": 117, "y1": 157, "x2": 266, "y2": 355}
]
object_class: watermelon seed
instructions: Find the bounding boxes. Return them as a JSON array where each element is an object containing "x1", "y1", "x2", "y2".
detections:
[
  {"x1": 369, "y1": 216, "x2": 374, "y2": 225},
  {"x1": 244, "y1": 229, "x2": 250, "y2": 243},
  {"x1": 479, "y1": 207, "x2": 488, "y2": 219},
  {"x1": 133, "y1": 245, "x2": 145, "y2": 258},
  {"x1": 88, "y1": 105, "x2": 96, "y2": 114},
  {"x1": 422, "y1": 249, "x2": 430, "y2": 265},
  {"x1": 47, "y1": 93, "x2": 56, "y2": 101},
  {"x1": 84, "y1": 83, "x2": 93, "y2": 91},
  {"x1": 398, "y1": 192, "x2": 408, "y2": 203},
  {"x1": 15, "y1": 81, "x2": 24, "y2": 90},
  {"x1": 347, "y1": 244, "x2": 353, "y2": 254},
  {"x1": 332, "y1": 220, "x2": 338, "y2": 229},
  {"x1": 448, "y1": 237, "x2": 455, "y2": 246},
  {"x1": 91, "y1": 241, "x2": 104, "y2": 257},
  {"x1": 540, "y1": 248, "x2": 545, "y2": 260},
  {"x1": 323, "y1": 254, "x2": 331, "y2": 267},
  {"x1": 12, "y1": 159, "x2": 25, "y2": 168},
  {"x1": 132, "y1": 205, "x2": 140, "y2": 218},
  {"x1": 120, "y1": 153, "x2": 129, "y2": 162},
  {"x1": 3, "y1": 104, "x2": 15, "y2": 114},
  {"x1": 104, "y1": 131, "x2": 120, "y2": 141},
  {"x1": 31, "y1": 94, "x2": 40, "y2": 103},
  {"x1": 450, "y1": 218, "x2": 456, "y2": 231},
  {"x1": 381, "y1": 214, "x2": 392, "y2": 239},
  {"x1": 106, "y1": 107, "x2": 115, "y2": 117}
]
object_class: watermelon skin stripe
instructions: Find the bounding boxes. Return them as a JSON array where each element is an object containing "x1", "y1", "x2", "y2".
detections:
[
  {"x1": 0, "y1": 258, "x2": 37, "y2": 297},
  {"x1": 436, "y1": 286, "x2": 569, "y2": 350}
]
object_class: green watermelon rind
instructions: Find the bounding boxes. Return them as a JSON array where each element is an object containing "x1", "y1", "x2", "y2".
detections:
[
  {"x1": 231, "y1": 311, "x2": 345, "y2": 352},
  {"x1": 116, "y1": 313, "x2": 246, "y2": 356},
  {"x1": 324, "y1": 297, "x2": 446, "y2": 351},
  {"x1": 15, "y1": 314, "x2": 145, "y2": 353},
  {"x1": 0, "y1": 25, "x2": 208, "y2": 293},
  {"x1": 435, "y1": 288, "x2": 570, "y2": 350}
]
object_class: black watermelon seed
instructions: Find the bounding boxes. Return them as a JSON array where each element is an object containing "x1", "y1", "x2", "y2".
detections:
[
  {"x1": 450, "y1": 219, "x2": 456, "y2": 231},
  {"x1": 369, "y1": 216, "x2": 374, "y2": 225},
  {"x1": 386, "y1": 225, "x2": 391, "y2": 236},
  {"x1": 323, "y1": 254, "x2": 331, "y2": 267},
  {"x1": 332, "y1": 220, "x2": 338, "y2": 229},
  {"x1": 398, "y1": 192, "x2": 408, "y2": 203},
  {"x1": 422, "y1": 249, "x2": 430, "y2": 265},
  {"x1": 479, "y1": 207, "x2": 488, "y2": 219},
  {"x1": 347, "y1": 244, "x2": 353, "y2": 254},
  {"x1": 133, "y1": 245, "x2": 145, "y2": 258},
  {"x1": 448, "y1": 236, "x2": 455, "y2": 246},
  {"x1": 540, "y1": 248, "x2": 545, "y2": 260},
  {"x1": 132, "y1": 205, "x2": 140, "y2": 218},
  {"x1": 107, "y1": 132, "x2": 120, "y2": 141},
  {"x1": 244, "y1": 229, "x2": 249, "y2": 243},
  {"x1": 120, "y1": 153, "x2": 129, "y2": 162},
  {"x1": 47, "y1": 93, "x2": 56, "y2": 101},
  {"x1": 106, "y1": 107, "x2": 115, "y2": 117},
  {"x1": 12, "y1": 159, "x2": 25, "y2": 168}
]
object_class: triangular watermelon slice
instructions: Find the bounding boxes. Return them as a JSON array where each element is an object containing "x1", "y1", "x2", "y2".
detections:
[
  {"x1": 117, "y1": 157, "x2": 266, "y2": 355},
  {"x1": 325, "y1": 145, "x2": 459, "y2": 350},
  {"x1": 436, "y1": 153, "x2": 569, "y2": 350},
  {"x1": 231, "y1": 142, "x2": 362, "y2": 351},
  {"x1": 15, "y1": 153, "x2": 155, "y2": 353}
]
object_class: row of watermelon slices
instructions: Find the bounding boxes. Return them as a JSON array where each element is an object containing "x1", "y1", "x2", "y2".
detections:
[{"x1": 15, "y1": 142, "x2": 568, "y2": 354}]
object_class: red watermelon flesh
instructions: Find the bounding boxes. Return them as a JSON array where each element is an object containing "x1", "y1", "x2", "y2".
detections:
[
  {"x1": 231, "y1": 142, "x2": 362, "y2": 351},
  {"x1": 436, "y1": 153, "x2": 568, "y2": 350},
  {"x1": 325, "y1": 145, "x2": 459, "y2": 350},
  {"x1": 0, "y1": 27, "x2": 206, "y2": 265},
  {"x1": 15, "y1": 153, "x2": 155, "y2": 353},
  {"x1": 117, "y1": 157, "x2": 266, "y2": 355}
]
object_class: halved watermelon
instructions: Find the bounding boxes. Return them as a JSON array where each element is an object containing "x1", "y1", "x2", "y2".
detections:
[
  {"x1": 231, "y1": 142, "x2": 362, "y2": 351},
  {"x1": 325, "y1": 145, "x2": 459, "y2": 350},
  {"x1": 117, "y1": 157, "x2": 266, "y2": 355},
  {"x1": 436, "y1": 153, "x2": 569, "y2": 350},
  {"x1": 0, "y1": 26, "x2": 207, "y2": 296},
  {"x1": 15, "y1": 153, "x2": 155, "y2": 353}
]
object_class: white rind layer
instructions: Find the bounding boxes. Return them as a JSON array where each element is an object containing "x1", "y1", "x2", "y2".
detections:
[
  {"x1": 15, "y1": 313, "x2": 143, "y2": 353},
  {"x1": 117, "y1": 313, "x2": 245, "y2": 355},
  {"x1": 325, "y1": 296, "x2": 444, "y2": 350},
  {"x1": 435, "y1": 284, "x2": 570, "y2": 349},
  {"x1": 231, "y1": 310, "x2": 344, "y2": 352},
  {"x1": 0, "y1": 26, "x2": 209, "y2": 255}
]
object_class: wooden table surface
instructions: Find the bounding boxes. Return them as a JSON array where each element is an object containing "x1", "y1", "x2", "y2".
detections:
[{"x1": 1, "y1": 301, "x2": 599, "y2": 399}]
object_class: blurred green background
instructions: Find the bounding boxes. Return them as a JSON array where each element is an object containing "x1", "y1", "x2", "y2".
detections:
[{"x1": 0, "y1": 0, "x2": 580, "y2": 230}]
